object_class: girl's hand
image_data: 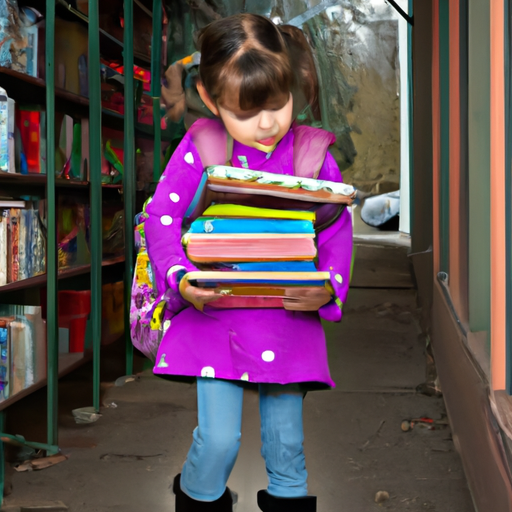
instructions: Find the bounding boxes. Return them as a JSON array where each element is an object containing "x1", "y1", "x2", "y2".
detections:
[
  {"x1": 167, "y1": 265, "x2": 187, "y2": 293},
  {"x1": 178, "y1": 273, "x2": 221, "y2": 311}
]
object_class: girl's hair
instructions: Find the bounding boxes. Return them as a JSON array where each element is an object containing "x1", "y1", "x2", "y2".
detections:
[{"x1": 198, "y1": 14, "x2": 320, "y2": 120}]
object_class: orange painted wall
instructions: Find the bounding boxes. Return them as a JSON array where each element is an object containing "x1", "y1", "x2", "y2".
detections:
[{"x1": 490, "y1": 0, "x2": 506, "y2": 390}]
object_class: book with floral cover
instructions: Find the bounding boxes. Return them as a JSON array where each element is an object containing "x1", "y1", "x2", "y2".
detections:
[{"x1": 206, "y1": 165, "x2": 356, "y2": 204}]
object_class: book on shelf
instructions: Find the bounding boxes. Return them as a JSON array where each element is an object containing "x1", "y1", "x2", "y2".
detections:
[
  {"x1": 0, "y1": 88, "x2": 15, "y2": 174},
  {"x1": 0, "y1": 201, "x2": 46, "y2": 286}
]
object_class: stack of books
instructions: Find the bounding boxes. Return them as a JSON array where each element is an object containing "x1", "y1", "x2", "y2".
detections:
[{"x1": 180, "y1": 166, "x2": 356, "y2": 312}]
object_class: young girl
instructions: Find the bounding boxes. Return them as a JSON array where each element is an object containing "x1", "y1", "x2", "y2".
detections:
[{"x1": 144, "y1": 13, "x2": 353, "y2": 512}]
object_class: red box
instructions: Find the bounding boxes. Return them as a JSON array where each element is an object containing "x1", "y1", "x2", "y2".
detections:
[{"x1": 41, "y1": 290, "x2": 91, "y2": 353}]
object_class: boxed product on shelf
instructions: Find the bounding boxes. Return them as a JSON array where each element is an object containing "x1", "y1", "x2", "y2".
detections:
[
  {"x1": 41, "y1": 289, "x2": 91, "y2": 354},
  {"x1": 57, "y1": 196, "x2": 90, "y2": 269},
  {"x1": 0, "y1": 305, "x2": 47, "y2": 401},
  {"x1": 0, "y1": 3, "x2": 44, "y2": 78},
  {"x1": 0, "y1": 88, "x2": 15, "y2": 174},
  {"x1": 101, "y1": 281, "x2": 124, "y2": 345}
]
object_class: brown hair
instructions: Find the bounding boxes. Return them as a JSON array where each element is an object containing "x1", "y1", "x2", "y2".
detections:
[
  {"x1": 279, "y1": 24, "x2": 321, "y2": 120},
  {"x1": 198, "y1": 14, "x2": 319, "y2": 119}
]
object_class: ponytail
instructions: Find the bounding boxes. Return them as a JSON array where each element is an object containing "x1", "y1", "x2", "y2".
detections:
[{"x1": 279, "y1": 24, "x2": 321, "y2": 121}]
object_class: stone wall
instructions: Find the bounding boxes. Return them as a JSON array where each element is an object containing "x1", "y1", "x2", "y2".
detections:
[
  {"x1": 271, "y1": 0, "x2": 401, "y2": 193},
  {"x1": 167, "y1": 0, "x2": 402, "y2": 193}
]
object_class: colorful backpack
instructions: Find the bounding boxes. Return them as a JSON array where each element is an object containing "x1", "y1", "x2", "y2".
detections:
[{"x1": 129, "y1": 118, "x2": 337, "y2": 361}]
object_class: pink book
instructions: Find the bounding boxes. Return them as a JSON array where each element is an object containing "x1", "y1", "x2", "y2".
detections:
[{"x1": 183, "y1": 233, "x2": 317, "y2": 263}]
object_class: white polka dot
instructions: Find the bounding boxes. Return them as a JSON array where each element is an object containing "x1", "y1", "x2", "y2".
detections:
[
  {"x1": 163, "y1": 320, "x2": 171, "y2": 332},
  {"x1": 262, "y1": 350, "x2": 275, "y2": 362},
  {"x1": 160, "y1": 215, "x2": 173, "y2": 226},
  {"x1": 184, "y1": 152, "x2": 194, "y2": 164},
  {"x1": 335, "y1": 274, "x2": 343, "y2": 284},
  {"x1": 170, "y1": 193, "x2": 180, "y2": 203},
  {"x1": 157, "y1": 354, "x2": 169, "y2": 368},
  {"x1": 159, "y1": 174, "x2": 166, "y2": 182},
  {"x1": 241, "y1": 372, "x2": 249, "y2": 381},
  {"x1": 201, "y1": 366, "x2": 215, "y2": 378}
]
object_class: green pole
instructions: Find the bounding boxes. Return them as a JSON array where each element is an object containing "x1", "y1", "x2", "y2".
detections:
[
  {"x1": 124, "y1": 0, "x2": 135, "y2": 375},
  {"x1": 439, "y1": 0, "x2": 450, "y2": 273},
  {"x1": 46, "y1": 0, "x2": 59, "y2": 451},
  {"x1": 88, "y1": 0, "x2": 103, "y2": 412},
  {"x1": 152, "y1": 0, "x2": 163, "y2": 182}
]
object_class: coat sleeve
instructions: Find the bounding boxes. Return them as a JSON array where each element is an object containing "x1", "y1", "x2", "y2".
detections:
[
  {"x1": 315, "y1": 152, "x2": 354, "y2": 322},
  {"x1": 144, "y1": 132, "x2": 203, "y2": 295}
]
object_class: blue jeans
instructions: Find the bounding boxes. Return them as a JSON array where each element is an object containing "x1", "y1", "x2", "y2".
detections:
[{"x1": 180, "y1": 378, "x2": 308, "y2": 501}]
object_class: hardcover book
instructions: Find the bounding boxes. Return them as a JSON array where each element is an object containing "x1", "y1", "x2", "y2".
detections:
[
  {"x1": 183, "y1": 232, "x2": 317, "y2": 263},
  {"x1": 188, "y1": 217, "x2": 314, "y2": 235},
  {"x1": 184, "y1": 165, "x2": 354, "y2": 223},
  {"x1": 180, "y1": 271, "x2": 333, "y2": 312},
  {"x1": 206, "y1": 165, "x2": 356, "y2": 203},
  {"x1": 202, "y1": 204, "x2": 316, "y2": 222}
]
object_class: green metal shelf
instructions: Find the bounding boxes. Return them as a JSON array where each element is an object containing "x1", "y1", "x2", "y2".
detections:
[
  {"x1": 0, "y1": 0, "x2": 159, "y2": 503},
  {"x1": 0, "y1": 256, "x2": 125, "y2": 293},
  {"x1": 0, "y1": 172, "x2": 124, "y2": 189}
]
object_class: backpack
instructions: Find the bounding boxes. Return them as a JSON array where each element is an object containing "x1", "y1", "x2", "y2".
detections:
[{"x1": 129, "y1": 118, "x2": 337, "y2": 361}]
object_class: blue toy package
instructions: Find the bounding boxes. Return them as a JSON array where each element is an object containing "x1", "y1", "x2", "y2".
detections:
[{"x1": 0, "y1": 325, "x2": 9, "y2": 401}]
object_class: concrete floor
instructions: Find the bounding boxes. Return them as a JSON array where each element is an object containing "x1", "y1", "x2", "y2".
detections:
[{"x1": 0, "y1": 220, "x2": 475, "y2": 512}]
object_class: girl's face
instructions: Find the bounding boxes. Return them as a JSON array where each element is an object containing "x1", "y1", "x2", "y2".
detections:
[
  {"x1": 217, "y1": 92, "x2": 293, "y2": 152},
  {"x1": 197, "y1": 82, "x2": 293, "y2": 152}
]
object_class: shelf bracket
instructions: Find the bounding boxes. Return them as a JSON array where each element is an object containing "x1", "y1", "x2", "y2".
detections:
[{"x1": 0, "y1": 432, "x2": 60, "y2": 455}]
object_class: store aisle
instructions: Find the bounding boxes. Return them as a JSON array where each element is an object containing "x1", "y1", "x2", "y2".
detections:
[{"x1": 1, "y1": 242, "x2": 473, "y2": 512}]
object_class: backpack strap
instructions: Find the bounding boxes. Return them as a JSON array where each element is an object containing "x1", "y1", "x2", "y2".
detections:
[
  {"x1": 292, "y1": 123, "x2": 336, "y2": 179},
  {"x1": 187, "y1": 118, "x2": 233, "y2": 167},
  {"x1": 188, "y1": 118, "x2": 333, "y2": 178}
]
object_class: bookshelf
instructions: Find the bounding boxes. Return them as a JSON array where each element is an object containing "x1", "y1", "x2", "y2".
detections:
[
  {"x1": 0, "y1": 67, "x2": 176, "y2": 142},
  {"x1": 0, "y1": 351, "x2": 90, "y2": 411},
  {"x1": 0, "y1": 0, "x2": 166, "y2": 504}
]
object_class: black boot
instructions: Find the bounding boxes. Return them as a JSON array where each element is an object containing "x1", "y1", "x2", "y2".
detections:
[
  {"x1": 257, "y1": 489, "x2": 317, "y2": 512},
  {"x1": 173, "y1": 474, "x2": 235, "y2": 511}
]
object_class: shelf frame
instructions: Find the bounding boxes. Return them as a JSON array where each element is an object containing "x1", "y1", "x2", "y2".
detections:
[
  {"x1": 0, "y1": 67, "x2": 177, "y2": 142},
  {"x1": 0, "y1": 256, "x2": 125, "y2": 294}
]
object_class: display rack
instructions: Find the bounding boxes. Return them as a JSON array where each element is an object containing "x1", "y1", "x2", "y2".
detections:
[{"x1": 0, "y1": 0, "x2": 165, "y2": 504}]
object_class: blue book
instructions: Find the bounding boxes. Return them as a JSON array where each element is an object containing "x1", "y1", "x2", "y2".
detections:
[
  {"x1": 212, "y1": 261, "x2": 317, "y2": 272},
  {"x1": 188, "y1": 217, "x2": 314, "y2": 234}
]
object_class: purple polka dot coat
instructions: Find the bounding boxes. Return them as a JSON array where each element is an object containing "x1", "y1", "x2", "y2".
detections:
[{"x1": 144, "y1": 124, "x2": 353, "y2": 387}]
